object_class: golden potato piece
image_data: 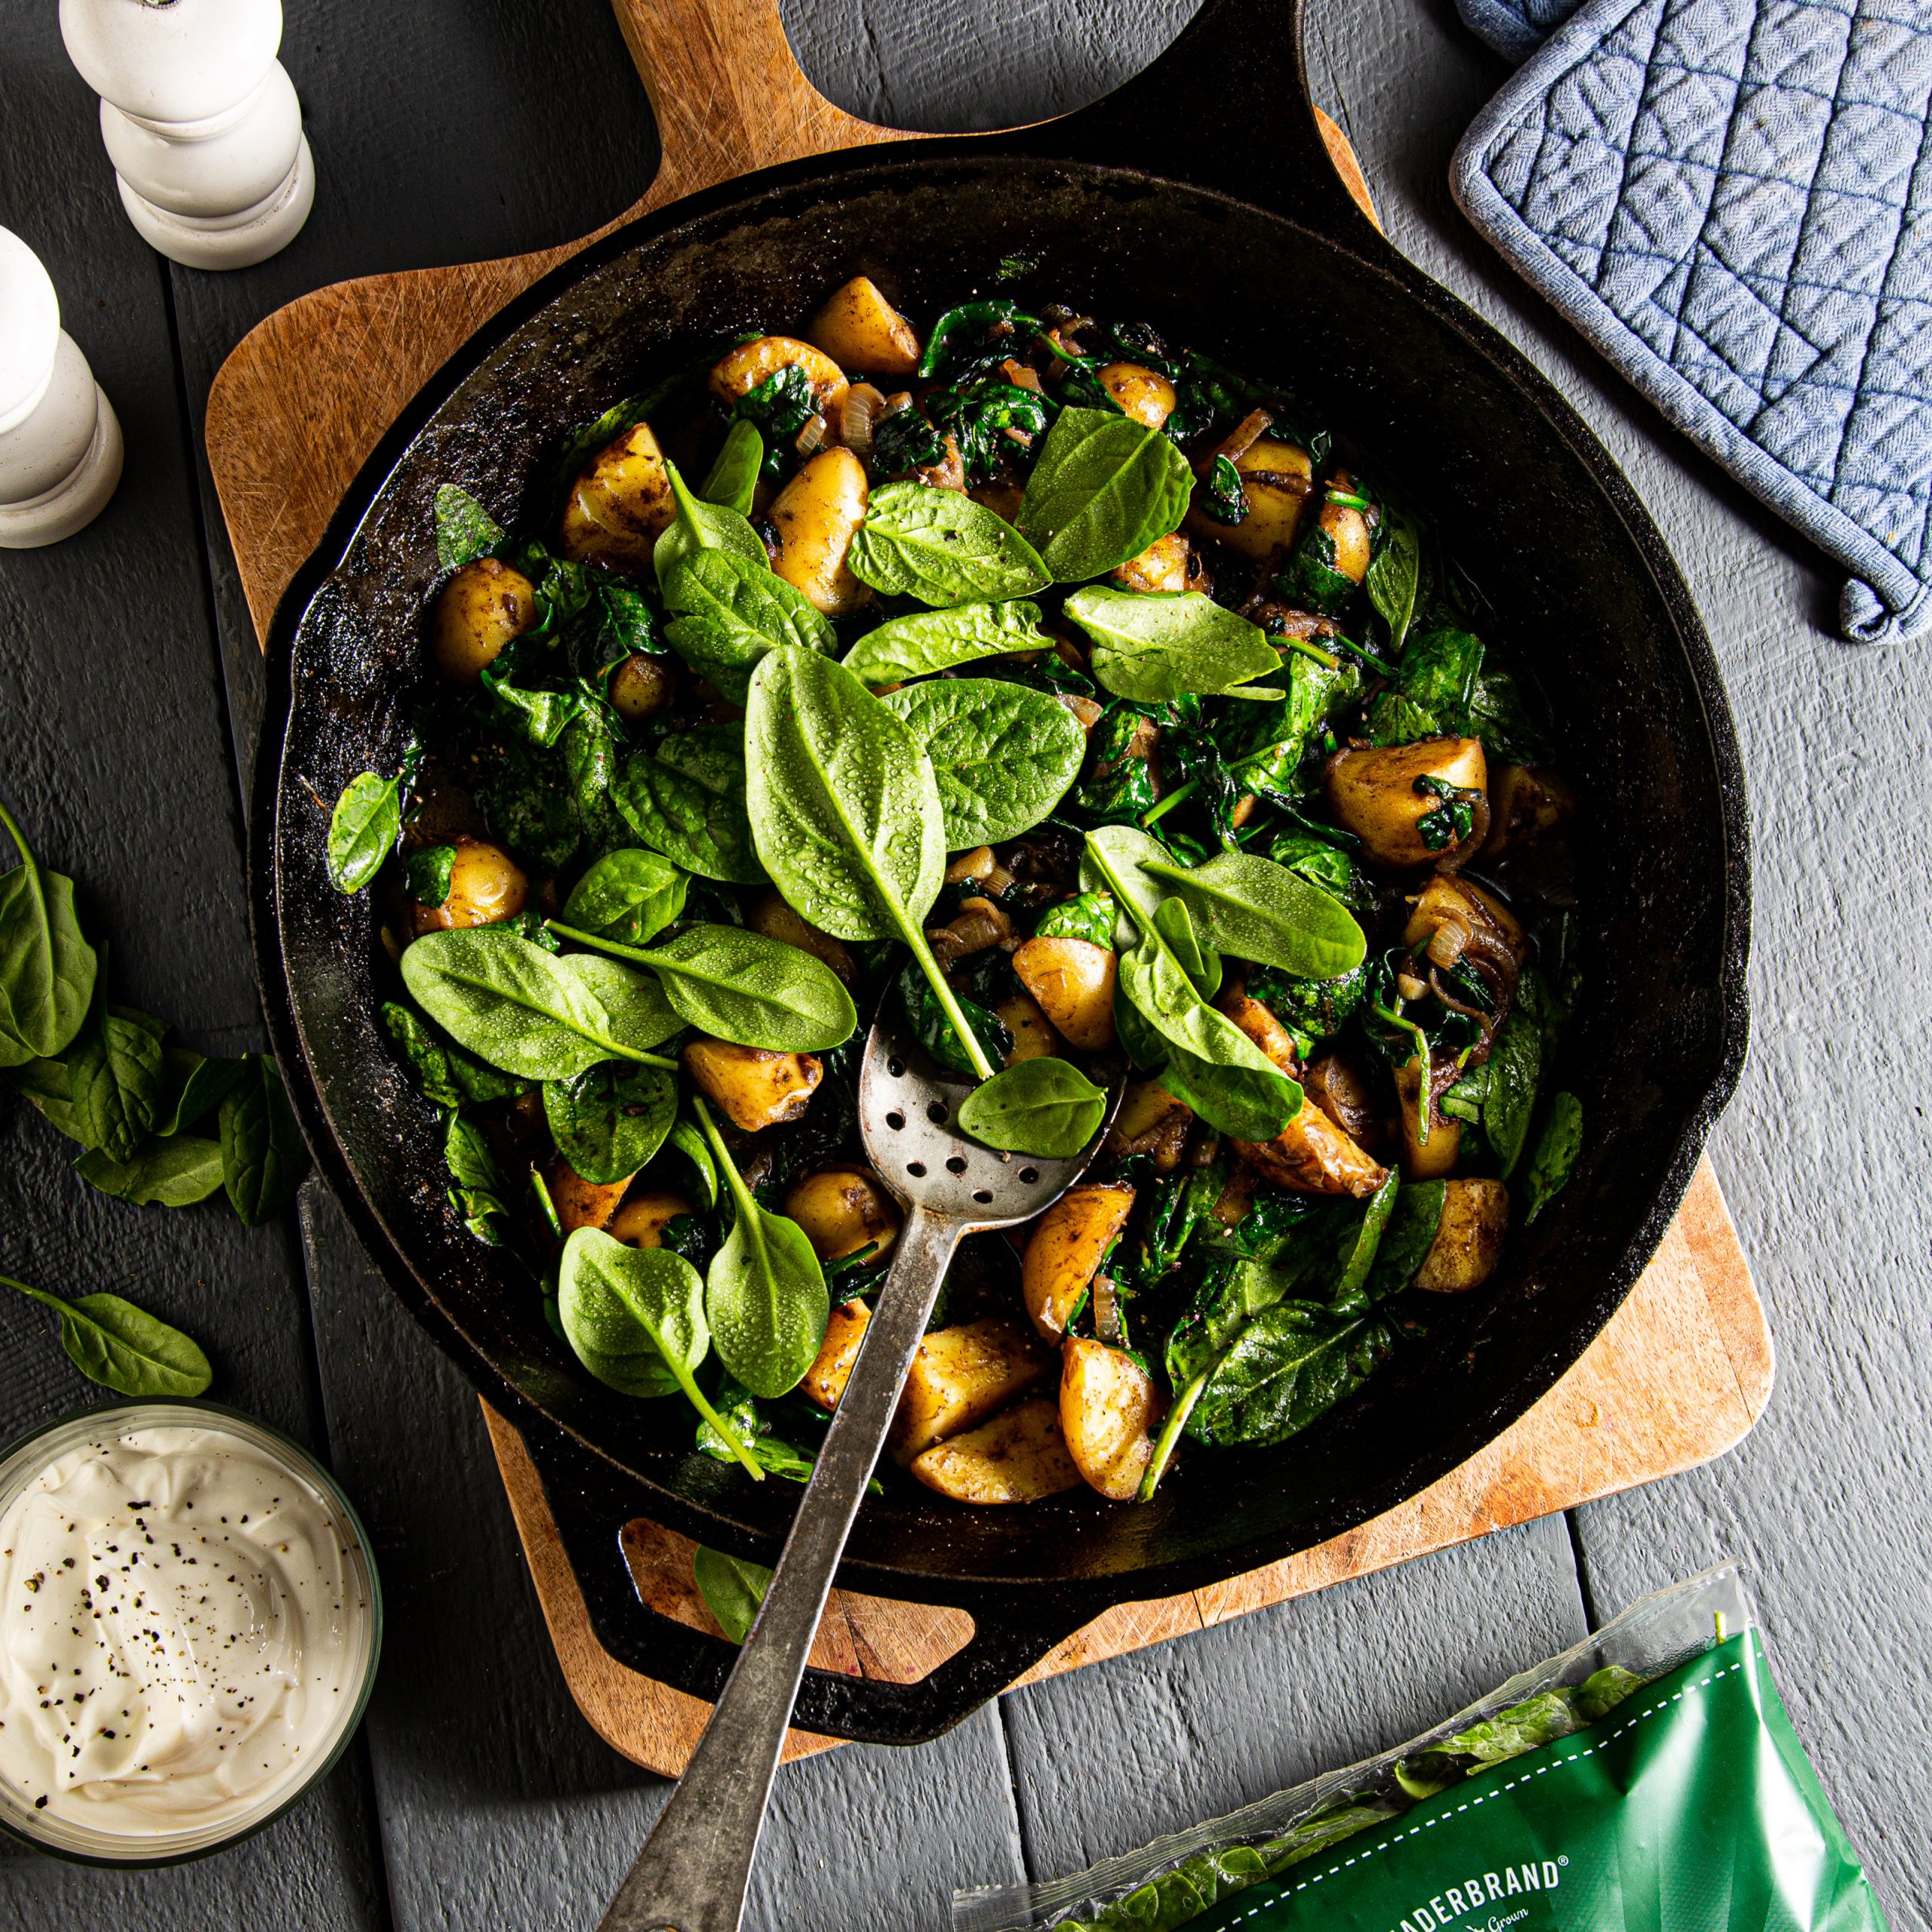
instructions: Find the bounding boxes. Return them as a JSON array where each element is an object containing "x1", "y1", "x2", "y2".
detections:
[
  {"x1": 770, "y1": 446, "x2": 871, "y2": 616},
  {"x1": 411, "y1": 836, "x2": 528, "y2": 935},
  {"x1": 558, "y1": 423, "x2": 675, "y2": 571},
  {"x1": 709, "y1": 335, "x2": 849, "y2": 415},
  {"x1": 890, "y1": 1319, "x2": 1051, "y2": 1463},
  {"x1": 1402, "y1": 872, "x2": 1527, "y2": 964},
  {"x1": 431, "y1": 557, "x2": 536, "y2": 685},
  {"x1": 1012, "y1": 935, "x2": 1118, "y2": 1052},
  {"x1": 1324, "y1": 737, "x2": 1487, "y2": 869},
  {"x1": 1096, "y1": 361, "x2": 1177, "y2": 429},
  {"x1": 552, "y1": 1162, "x2": 632, "y2": 1236},
  {"x1": 1020, "y1": 1184, "x2": 1135, "y2": 1342},
  {"x1": 1302, "y1": 1054, "x2": 1383, "y2": 1152},
  {"x1": 1220, "y1": 993, "x2": 1301, "y2": 1075},
  {"x1": 746, "y1": 888, "x2": 854, "y2": 983},
  {"x1": 909, "y1": 1397, "x2": 1083, "y2": 1505},
  {"x1": 1103, "y1": 1078, "x2": 1191, "y2": 1171},
  {"x1": 996, "y1": 991, "x2": 1062, "y2": 1065},
  {"x1": 1395, "y1": 1054, "x2": 1461, "y2": 1181},
  {"x1": 806, "y1": 276, "x2": 921, "y2": 378},
  {"x1": 1235, "y1": 1098, "x2": 1386, "y2": 1198},
  {"x1": 1112, "y1": 531, "x2": 1204, "y2": 595},
  {"x1": 1189, "y1": 437, "x2": 1313, "y2": 561},
  {"x1": 1060, "y1": 1338, "x2": 1164, "y2": 1502},
  {"x1": 609, "y1": 651, "x2": 678, "y2": 724},
  {"x1": 1314, "y1": 491, "x2": 1372, "y2": 584},
  {"x1": 608, "y1": 1189, "x2": 694, "y2": 1249},
  {"x1": 1414, "y1": 1178, "x2": 1510, "y2": 1292},
  {"x1": 783, "y1": 1167, "x2": 901, "y2": 1266},
  {"x1": 683, "y1": 1037, "x2": 823, "y2": 1133},
  {"x1": 802, "y1": 1299, "x2": 871, "y2": 1411}
]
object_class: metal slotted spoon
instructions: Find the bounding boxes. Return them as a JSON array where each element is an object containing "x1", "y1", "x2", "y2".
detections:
[{"x1": 598, "y1": 1005, "x2": 1121, "y2": 1932}]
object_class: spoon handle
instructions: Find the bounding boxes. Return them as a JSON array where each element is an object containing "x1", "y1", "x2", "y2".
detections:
[{"x1": 598, "y1": 1204, "x2": 963, "y2": 1932}]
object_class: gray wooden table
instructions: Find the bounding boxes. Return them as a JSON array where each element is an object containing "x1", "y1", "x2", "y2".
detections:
[{"x1": 1, "y1": 2, "x2": 1924, "y2": 1927}]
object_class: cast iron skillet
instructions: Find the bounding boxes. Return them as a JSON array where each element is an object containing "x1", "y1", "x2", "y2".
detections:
[{"x1": 252, "y1": 0, "x2": 1750, "y2": 1743}]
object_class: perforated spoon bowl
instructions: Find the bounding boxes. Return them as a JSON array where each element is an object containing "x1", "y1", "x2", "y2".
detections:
[{"x1": 598, "y1": 1006, "x2": 1120, "y2": 1932}]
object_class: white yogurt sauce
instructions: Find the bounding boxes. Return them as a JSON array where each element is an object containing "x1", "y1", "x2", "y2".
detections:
[{"x1": 0, "y1": 1423, "x2": 370, "y2": 1839}]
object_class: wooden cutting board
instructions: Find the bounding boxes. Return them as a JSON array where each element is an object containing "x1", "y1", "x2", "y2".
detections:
[{"x1": 204, "y1": 0, "x2": 1769, "y2": 1775}]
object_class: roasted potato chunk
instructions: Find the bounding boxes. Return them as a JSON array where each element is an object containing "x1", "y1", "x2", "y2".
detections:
[
  {"x1": 609, "y1": 651, "x2": 678, "y2": 724},
  {"x1": 806, "y1": 276, "x2": 921, "y2": 378},
  {"x1": 1324, "y1": 737, "x2": 1487, "y2": 869},
  {"x1": 909, "y1": 1397, "x2": 1083, "y2": 1504},
  {"x1": 552, "y1": 1162, "x2": 632, "y2": 1236},
  {"x1": 746, "y1": 888, "x2": 854, "y2": 983},
  {"x1": 1414, "y1": 1178, "x2": 1510, "y2": 1292},
  {"x1": 1303, "y1": 1053, "x2": 1383, "y2": 1152},
  {"x1": 558, "y1": 423, "x2": 676, "y2": 571},
  {"x1": 1220, "y1": 993, "x2": 1302, "y2": 1075},
  {"x1": 1012, "y1": 935, "x2": 1118, "y2": 1051},
  {"x1": 1103, "y1": 1078, "x2": 1191, "y2": 1171},
  {"x1": 1095, "y1": 361, "x2": 1177, "y2": 429},
  {"x1": 783, "y1": 1167, "x2": 901, "y2": 1266},
  {"x1": 608, "y1": 1190, "x2": 694, "y2": 1249},
  {"x1": 1395, "y1": 1054, "x2": 1460, "y2": 1181},
  {"x1": 708, "y1": 334, "x2": 848, "y2": 415},
  {"x1": 1021, "y1": 1184, "x2": 1135, "y2": 1340},
  {"x1": 1060, "y1": 1338, "x2": 1164, "y2": 1501},
  {"x1": 410, "y1": 836, "x2": 528, "y2": 935},
  {"x1": 682, "y1": 1038, "x2": 823, "y2": 1133},
  {"x1": 802, "y1": 1298, "x2": 871, "y2": 1411},
  {"x1": 1112, "y1": 531, "x2": 1206, "y2": 595},
  {"x1": 430, "y1": 557, "x2": 536, "y2": 685},
  {"x1": 770, "y1": 446, "x2": 871, "y2": 616},
  {"x1": 1235, "y1": 1097, "x2": 1386, "y2": 1198},
  {"x1": 891, "y1": 1319, "x2": 1051, "y2": 1463},
  {"x1": 1403, "y1": 872, "x2": 1527, "y2": 963},
  {"x1": 1313, "y1": 488, "x2": 1372, "y2": 585},
  {"x1": 1189, "y1": 437, "x2": 1313, "y2": 561},
  {"x1": 996, "y1": 991, "x2": 1062, "y2": 1064}
]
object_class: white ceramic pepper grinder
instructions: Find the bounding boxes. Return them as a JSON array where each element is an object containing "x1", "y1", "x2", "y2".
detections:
[
  {"x1": 0, "y1": 229, "x2": 124, "y2": 549},
  {"x1": 59, "y1": 0, "x2": 315, "y2": 270}
]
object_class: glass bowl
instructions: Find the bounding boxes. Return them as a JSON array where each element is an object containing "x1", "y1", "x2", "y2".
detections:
[{"x1": 0, "y1": 1399, "x2": 382, "y2": 1865}]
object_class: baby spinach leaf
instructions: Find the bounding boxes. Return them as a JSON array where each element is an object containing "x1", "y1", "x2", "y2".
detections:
[
  {"x1": 434, "y1": 482, "x2": 504, "y2": 571},
  {"x1": 1016, "y1": 406, "x2": 1195, "y2": 582},
  {"x1": 1365, "y1": 1180, "x2": 1446, "y2": 1294},
  {"x1": 380, "y1": 1000, "x2": 528, "y2": 1107},
  {"x1": 5, "y1": 1054, "x2": 84, "y2": 1143},
  {"x1": 693, "y1": 1545, "x2": 771, "y2": 1644},
  {"x1": 1142, "y1": 852, "x2": 1366, "y2": 980},
  {"x1": 662, "y1": 548, "x2": 836, "y2": 702},
  {"x1": 1155, "y1": 1042, "x2": 1303, "y2": 1144},
  {"x1": 883, "y1": 678, "x2": 1084, "y2": 848},
  {"x1": 543, "y1": 1063, "x2": 677, "y2": 1186},
  {"x1": 700, "y1": 420, "x2": 764, "y2": 514},
  {"x1": 1523, "y1": 1091, "x2": 1582, "y2": 1224},
  {"x1": 695, "y1": 1390, "x2": 826, "y2": 1486},
  {"x1": 0, "y1": 1273, "x2": 212, "y2": 1398},
  {"x1": 442, "y1": 1110, "x2": 524, "y2": 1254},
  {"x1": 401, "y1": 928, "x2": 679, "y2": 1080},
  {"x1": 958, "y1": 1057, "x2": 1108, "y2": 1158},
  {"x1": 746, "y1": 647, "x2": 992, "y2": 1073},
  {"x1": 653, "y1": 460, "x2": 767, "y2": 588},
  {"x1": 67, "y1": 999, "x2": 165, "y2": 1163},
  {"x1": 614, "y1": 729, "x2": 766, "y2": 884},
  {"x1": 667, "y1": 1116, "x2": 718, "y2": 1211},
  {"x1": 847, "y1": 481, "x2": 1050, "y2": 606},
  {"x1": 558, "y1": 953, "x2": 683, "y2": 1051},
  {"x1": 0, "y1": 798, "x2": 98, "y2": 1065},
  {"x1": 218, "y1": 1054, "x2": 307, "y2": 1226},
  {"x1": 562, "y1": 848, "x2": 688, "y2": 948},
  {"x1": 1153, "y1": 897, "x2": 1221, "y2": 1001},
  {"x1": 1065, "y1": 587, "x2": 1281, "y2": 703},
  {"x1": 74, "y1": 1134, "x2": 226, "y2": 1208},
  {"x1": 694, "y1": 1097, "x2": 828, "y2": 1400},
  {"x1": 635, "y1": 924, "x2": 856, "y2": 1053},
  {"x1": 1365, "y1": 510, "x2": 1421, "y2": 652},
  {"x1": 1328, "y1": 1171, "x2": 1399, "y2": 1313},
  {"x1": 1483, "y1": 1009, "x2": 1542, "y2": 1179},
  {"x1": 840, "y1": 598, "x2": 1049, "y2": 686},
  {"x1": 1079, "y1": 823, "x2": 1176, "y2": 945},
  {"x1": 1188, "y1": 1301, "x2": 1393, "y2": 1447},
  {"x1": 326, "y1": 771, "x2": 404, "y2": 894},
  {"x1": 897, "y1": 961, "x2": 1011, "y2": 1075}
]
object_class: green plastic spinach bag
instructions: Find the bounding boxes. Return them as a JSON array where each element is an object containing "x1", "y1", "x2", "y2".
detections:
[{"x1": 953, "y1": 1566, "x2": 1889, "y2": 1932}]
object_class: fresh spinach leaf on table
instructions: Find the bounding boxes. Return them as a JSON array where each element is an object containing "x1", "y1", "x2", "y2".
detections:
[
  {"x1": 433, "y1": 483, "x2": 504, "y2": 571},
  {"x1": 614, "y1": 727, "x2": 765, "y2": 884},
  {"x1": 1017, "y1": 406, "x2": 1195, "y2": 582},
  {"x1": 1, "y1": 1272, "x2": 212, "y2": 1398},
  {"x1": 0, "y1": 795, "x2": 98, "y2": 1064},
  {"x1": 694, "y1": 1097, "x2": 828, "y2": 1401},
  {"x1": 847, "y1": 481, "x2": 1050, "y2": 605},
  {"x1": 1142, "y1": 851, "x2": 1366, "y2": 981},
  {"x1": 839, "y1": 598, "x2": 1049, "y2": 687},
  {"x1": 662, "y1": 548, "x2": 836, "y2": 702},
  {"x1": 401, "y1": 928, "x2": 680, "y2": 1080},
  {"x1": 67, "y1": 996, "x2": 165, "y2": 1164},
  {"x1": 958, "y1": 1057, "x2": 1108, "y2": 1158},
  {"x1": 75, "y1": 1134, "x2": 226, "y2": 1209},
  {"x1": 652, "y1": 460, "x2": 767, "y2": 587},
  {"x1": 693, "y1": 1545, "x2": 771, "y2": 1644},
  {"x1": 543, "y1": 1064, "x2": 678, "y2": 1186},
  {"x1": 883, "y1": 677, "x2": 1084, "y2": 849},
  {"x1": 561, "y1": 848, "x2": 688, "y2": 948},
  {"x1": 699, "y1": 419, "x2": 764, "y2": 514},
  {"x1": 1066, "y1": 587, "x2": 1283, "y2": 703},
  {"x1": 218, "y1": 1054, "x2": 307, "y2": 1227}
]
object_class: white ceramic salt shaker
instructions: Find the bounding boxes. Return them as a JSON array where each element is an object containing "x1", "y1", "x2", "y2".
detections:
[
  {"x1": 0, "y1": 229, "x2": 123, "y2": 549},
  {"x1": 59, "y1": 0, "x2": 315, "y2": 271}
]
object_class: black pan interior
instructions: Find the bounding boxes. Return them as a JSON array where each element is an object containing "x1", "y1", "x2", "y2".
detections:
[{"x1": 264, "y1": 154, "x2": 1748, "y2": 1602}]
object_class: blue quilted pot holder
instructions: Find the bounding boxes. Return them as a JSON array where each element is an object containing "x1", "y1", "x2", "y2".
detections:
[{"x1": 1451, "y1": 0, "x2": 1932, "y2": 642}]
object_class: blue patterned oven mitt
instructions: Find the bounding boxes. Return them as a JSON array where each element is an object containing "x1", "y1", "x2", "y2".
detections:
[{"x1": 1451, "y1": 0, "x2": 1932, "y2": 643}]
